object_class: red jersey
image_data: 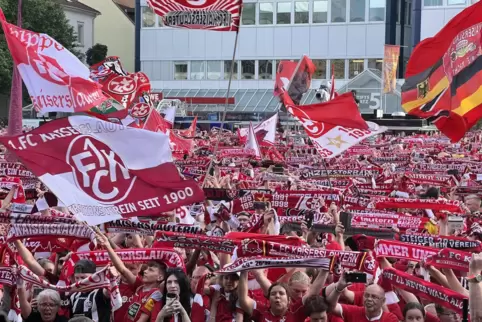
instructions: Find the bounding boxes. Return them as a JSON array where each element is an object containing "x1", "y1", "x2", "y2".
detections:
[
  {"x1": 116, "y1": 277, "x2": 143, "y2": 322},
  {"x1": 125, "y1": 286, "x2": 162, "y2": 321},
  {"x1": 340, "y1": 304, "x2": 399, "y2": 322},
  {"x1": 210, "y1": 291, "x2": 237, "y2": 322},
  {"x1": 251, "y1": 298, "x2": 306, "y2": 322}
]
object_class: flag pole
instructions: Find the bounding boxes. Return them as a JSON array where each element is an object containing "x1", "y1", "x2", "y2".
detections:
[
  {"x1": 203, "y1": 26, "x2": 240, "y2": 187},
  {"x1": 7, "y1": 0, "x2": 23, "y2": 137}
]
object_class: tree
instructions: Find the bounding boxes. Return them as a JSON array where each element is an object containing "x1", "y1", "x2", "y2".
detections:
[
  {"x1": 0, "y1": 0, "x2": 83, "y2": 98},
  {"x1": 86, "y1": 43, "x2": 108, "y2": 67}
]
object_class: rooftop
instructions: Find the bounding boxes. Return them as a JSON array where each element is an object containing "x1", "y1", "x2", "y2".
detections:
[{"x1": 55, "y1": 0, "x2": 100, "y2": 15}]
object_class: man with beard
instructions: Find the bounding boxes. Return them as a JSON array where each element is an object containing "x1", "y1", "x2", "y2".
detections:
[{"x1": 327, "y1": 273, "x2": 398, "y2": 322}]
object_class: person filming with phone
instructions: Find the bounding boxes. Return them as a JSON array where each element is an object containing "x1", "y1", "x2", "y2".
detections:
[
  {"x1": 154, "y1": 269, "x2": 191, "y2": 322},
  {"x1": 326, "y1": 272, "x2": 398, "y2": 322}
]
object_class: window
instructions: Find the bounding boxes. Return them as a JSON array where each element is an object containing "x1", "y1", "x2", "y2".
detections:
[
  {"x1": 331, "y1": 0, "x2": 346, "y2": 23},
  {"x1": 312, "y1": 60, "x2": 327, "y2": 79},
  {"x1": 207, "y1": 61, "x2": 222, "y2": 80},
  {"x1": 142, "y1": 6, "x2": 156, "y2": 27},
  {"x1": 369, "y1": 0, "x2": 385, "y2": 21},
  {"x1": 224, "y1": 61, "x2": 238, "y2": 79},
  {"x1": 242, "y1": 3, "x2": 256, "y2": 25},
  {"x1": 174, "y1": 62, "x2": 188, "y2": 80},
  {"x1": 368, "y1": 59, "x2": 383, "y2": 72},
  {"x1": 277, "y1": 3, "x2": 291, "y2": 24},
  {"x1": 259, "y1": 60, "x2": 273, "y2": 79},
  {"x1": 350, "y1": 0, "x2": 365, "y2": 22},
  {"x1": 76, "y1": 22, "x2": 84, "y2": 46},
  {"x1": 259, "y1": 3, "x2": 274, "y2": 24},
  {"x1": 349, "y1": 59, "x2": 364, "y2": 78},
  {"x1": 295, "y1": 2, "x2": 309, "y2": 24},
  {"x1": 191, "y1": 61, "x2": 206, "y2": 80},
  {"x1": 332, "y1": 59, "x2": 345, "y2": 79},
  {"x1": 423, "y1": 0, "x2": 442, "y2": 6},
  {"x1": 158, "y1": 17, "x2": 165, "y2": 27},
  {"x1": 447, "y1": 0, "x2": 466, "y2": 4},
  {"x1": 313, "y1": 1, "x2": 328, "y2": 23},
  {"x1": 241, "y1": 60, "x2": 255, "y2": 79}
]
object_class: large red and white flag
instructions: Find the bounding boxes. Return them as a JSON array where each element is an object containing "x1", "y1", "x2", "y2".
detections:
[
  {"x1": 0, "y1": 10, "x2": 107, "y2": 115},
  {"x1": 238, "y1": 114, "x2": 278, "y2": 146},
  {"x1": 147, "y1": 0, "x2": 241, "y2": 31},
  {"x1": 0, "y1": 116, "x2": 204, "y2": 225},
  {"x1": 298, "y1": 119, "x2": 387, "y2": 158}
]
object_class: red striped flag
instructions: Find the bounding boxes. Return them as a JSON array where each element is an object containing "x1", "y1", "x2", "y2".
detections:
[{"x1": 147, "y1": 0, "x2": 241, "y2": 31}]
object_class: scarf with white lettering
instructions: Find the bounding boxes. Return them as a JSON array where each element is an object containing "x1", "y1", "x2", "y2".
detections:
[
  {"x1": 374, "y1": 239, "x2": 438, "y2": 262},
  {"x1": 0, "y1": 265, "x2": 122, "y2": 311},
  {"x1": 101, "y1": 220, "x2": 203, "y2": 235},
  {"x1": 0, "y1": 212, "x2": 78, "y2": 225},
  {"x1": 64, "y1": 248, "x2": 185, "y2": 279},
  {"x1": 6, "y1": 224, "x2": 96, "y2": 243},
  {"x1": 382, "y1": 267, "x2": 467, "y2": 314},
  {"x1": 425, "y1": 248, "x2": 472, "y2": 272},
  {"x1": 399, "y1": 234, "x2": 481, "y2": 252},
  {"x1": 350, "y1": 211, "x2": 429, "y2": 232},
  {"x1": 217, "y1": 256, "x2": 335, "y2": 273}
]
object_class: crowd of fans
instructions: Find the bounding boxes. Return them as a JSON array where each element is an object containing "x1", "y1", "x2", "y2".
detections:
[{"x1": 0, "y1": 126, "x2": 481, "y2": 322}]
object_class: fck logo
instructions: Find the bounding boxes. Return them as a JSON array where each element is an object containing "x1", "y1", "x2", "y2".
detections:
[{"x1": 67, "y1": 136, "x2": 136, "y2": 204}]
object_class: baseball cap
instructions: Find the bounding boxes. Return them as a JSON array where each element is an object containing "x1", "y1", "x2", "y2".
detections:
[{"x1": 74, "y1": 259, "x2": 96, "y2": 274}]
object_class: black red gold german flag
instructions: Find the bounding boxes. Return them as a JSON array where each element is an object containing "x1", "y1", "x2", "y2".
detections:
[{"x1": 401, "y1": 2, "x2": 482, "y2": 142}]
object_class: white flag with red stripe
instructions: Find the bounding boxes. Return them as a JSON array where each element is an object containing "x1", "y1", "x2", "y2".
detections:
[{"x1": 0, "y1": 116, "x2": 204, "y2": 225}]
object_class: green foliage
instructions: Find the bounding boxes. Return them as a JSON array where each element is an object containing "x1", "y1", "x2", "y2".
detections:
[
  {"x1": 86, "y1": 43, "x2": 108, "y2": 66},
  {"x1": 0, "y1": 0, "x2": 83, "y2": 98}
]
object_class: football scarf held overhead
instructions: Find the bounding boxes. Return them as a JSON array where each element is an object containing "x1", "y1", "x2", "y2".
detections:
[
  {"x1": 6, "y1": 224, "x2": 96, "y2": 243},
  {"x1": 102, "y1": 220, "x2": 203, "y2": 235},
  {"x1": 0, "y1": 116, "x2": 205, "y2": 225},
  {"x1": 425, "y1": 248, "x2": 472, "y2": 272},
  {"x1": 0, "y1": 265, "x2": 122, "y2": 311},
  {"x1": 71, "y1": 248, "x2": 185, "y2": 271},
  {"x1": 218, "y1": 256, "x2": 334, "y2": 273},
  {"x1": 375, "y1": 239, "x2": 438, "y2": 261},
  {"x1": 399, "y1": 233, "x2": 481, "y2": 251},
  {"x1": 373, "y1": 197, "x2": 467, "y2": 213},
  {"x1": 153, "y1": 231, "x2": 240, "y2": 254},
  {"x1": 382, "y1": 267, "x2": 467, "y2": 314}
]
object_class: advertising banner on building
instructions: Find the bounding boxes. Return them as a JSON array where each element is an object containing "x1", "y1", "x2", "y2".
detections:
[{"x1": 383, "y1": 45, "x2": 400, "y2": 93}]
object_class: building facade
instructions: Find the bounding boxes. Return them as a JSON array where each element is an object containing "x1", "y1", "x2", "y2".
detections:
[
  {"x1": 56, "y1": 0, "x2": 99, "y2": 61},
  {"x1": 80, "y1": 0, "x2": 136, "y2": 72},
  {"x1": 137, "y1": 0, "x2": 479, "y2": 119}
]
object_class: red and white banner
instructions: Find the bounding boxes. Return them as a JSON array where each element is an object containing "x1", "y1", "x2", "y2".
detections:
[
  {"x1": 300, "y1": 120, "x2": 387, "y2": 158},
  {"x1": 0, "y1": 10, "x2": 107, "y2": 114},
  {"x1": 147, "y1": 0, "x2": 241, "y2": 31},
  {"x1": 0, "y1": 116, "x2": 204, "y2": 225}
]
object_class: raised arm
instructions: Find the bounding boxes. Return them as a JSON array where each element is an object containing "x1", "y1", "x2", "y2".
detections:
[
  {"x1": 96, "y1": 232, "x2": 137, "y2": 285},
  {"x1": 238, "y1": 271, "x2": 255, "y2": 316},
  {"x1": 303, "y1": 268, "x2": 329, "y2": 304},
  {"x1": 14, "y1": 240, "x2": 45, "y2": 276}
]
